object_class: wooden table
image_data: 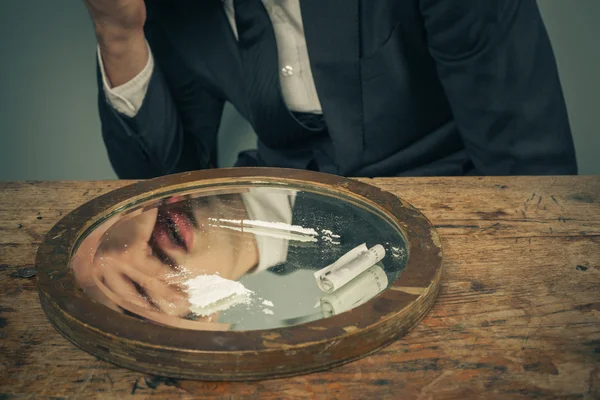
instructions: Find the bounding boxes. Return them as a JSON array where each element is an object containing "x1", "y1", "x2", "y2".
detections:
[{"x1": 1, "y1": 177, "x2": 599, "y2": 399}]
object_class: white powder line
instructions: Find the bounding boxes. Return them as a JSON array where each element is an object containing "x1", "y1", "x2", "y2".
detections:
[
  {"x1": 209, "y1": 224, "x2": 318, "y2": 243},
  {"x1": 208, "y1": 218, "x2": 318, "y2": 236},
  {"x1": 322, "y1": 236, "x2": 341, "y2": 245},
  {"x1": 322, "y1": 230, "x2": 341, "y2": 239}
]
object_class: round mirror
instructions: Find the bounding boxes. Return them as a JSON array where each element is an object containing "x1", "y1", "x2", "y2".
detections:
[{"x1": 36, "y1": 168, "x2": 442, "y2": 380}]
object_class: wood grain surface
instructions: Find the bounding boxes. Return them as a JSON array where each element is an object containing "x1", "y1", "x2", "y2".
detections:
[{"x1": 1, "y1": 176, "x2": 599, "y2": 399}]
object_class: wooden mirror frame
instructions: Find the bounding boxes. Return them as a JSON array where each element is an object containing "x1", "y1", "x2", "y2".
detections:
[{"x1": 35, "y1": 168, "x2": 443, "y2": 380}]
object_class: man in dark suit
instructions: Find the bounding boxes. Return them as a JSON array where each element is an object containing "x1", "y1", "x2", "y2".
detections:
[{"x1": 84, "y1": 0, "x2": 577, "y2": 179}]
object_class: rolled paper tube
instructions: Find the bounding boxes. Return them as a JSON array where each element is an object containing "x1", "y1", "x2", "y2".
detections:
[
  {"x1": 314, "y1": 243, "x2": 368, "y2": 292},
  {"x1": 320, "y1": 264, "x2": 389, "y2": 317},
  {"x1": 314, "y1": 244, "x2": 386, "y2": 293}
]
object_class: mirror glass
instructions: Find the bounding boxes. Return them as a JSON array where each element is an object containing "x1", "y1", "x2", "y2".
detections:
[{"x1": 71, "y1": 186, "x2": 409, "y2": 331}]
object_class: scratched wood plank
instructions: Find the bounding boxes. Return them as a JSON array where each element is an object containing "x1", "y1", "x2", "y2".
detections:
[{"x1": 1, "y1": 177, "x2": 599, "y2": 399}]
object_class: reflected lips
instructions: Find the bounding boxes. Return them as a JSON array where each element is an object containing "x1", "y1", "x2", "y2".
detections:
[{"x1": 152, "y1": 207, "x2": 195, "y2": 252}]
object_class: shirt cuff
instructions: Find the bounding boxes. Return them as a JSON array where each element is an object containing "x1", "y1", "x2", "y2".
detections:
[
  {"x1": 97, "y1": 41, "x2": 154, "y2": 117},
  {"x1": 241, "y1": 189, "x2": 297, "y2": 273}
]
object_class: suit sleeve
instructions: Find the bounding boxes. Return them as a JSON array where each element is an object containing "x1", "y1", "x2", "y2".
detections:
[
  {"x1": 419, "y1": 0, "x2": 577, "y2": 175},
  {"x1": 97, "y1": 15, "x2": 224, "y2": 179}
]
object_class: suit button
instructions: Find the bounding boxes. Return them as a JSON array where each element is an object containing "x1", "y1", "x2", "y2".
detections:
[{"x1": 281, "y1": 65, "x2": 294, "y2": 77}]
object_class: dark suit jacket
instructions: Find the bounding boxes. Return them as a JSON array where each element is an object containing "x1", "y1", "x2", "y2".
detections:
[{"x1": 97, "y1": 0, "x2": 578, "y2": 179}]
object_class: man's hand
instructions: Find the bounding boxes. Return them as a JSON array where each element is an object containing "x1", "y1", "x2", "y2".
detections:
[
  {"x1": 72, "y1": 194, "x2": 258, "y2": 329},
  {"x1": 83, "y1": 0, "x2": 149, "y2": 86}
]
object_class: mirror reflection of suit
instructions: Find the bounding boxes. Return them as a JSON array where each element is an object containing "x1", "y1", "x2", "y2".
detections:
[{"x1": 267, "y1": 192, "x2": 407, "y2": 279}]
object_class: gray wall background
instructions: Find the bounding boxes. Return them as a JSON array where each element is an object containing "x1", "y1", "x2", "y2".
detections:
[{"x1": 0, "y1": 0, "x2": 598, "y2": 181}]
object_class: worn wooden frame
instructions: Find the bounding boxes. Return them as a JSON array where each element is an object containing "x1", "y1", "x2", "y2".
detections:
[{"x1": 35, "y1": 168, "x2": 443, "y2": 380}]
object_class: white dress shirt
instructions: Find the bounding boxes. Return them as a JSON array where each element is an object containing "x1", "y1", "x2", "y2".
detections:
[
  {"x1": 98, "y1": 0, "x2": 322, "y2": 118},
  {"x1": 241, "y1": 188, "x2": 297, "y2": 273}
]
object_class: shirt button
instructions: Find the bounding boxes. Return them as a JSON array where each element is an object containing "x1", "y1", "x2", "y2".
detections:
[{"x1": 281, "y1": 65, "x2": 294, "y2": 77}]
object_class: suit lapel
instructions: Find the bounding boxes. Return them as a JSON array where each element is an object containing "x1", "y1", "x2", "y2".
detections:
[
  {"x1": 156, "y1": 0, "x2": 248, "y2": 112},
  {"x1": 301, "y1": 0, "x2": 364, "y2": 175}
]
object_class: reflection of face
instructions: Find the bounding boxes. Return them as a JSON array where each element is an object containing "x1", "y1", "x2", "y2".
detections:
[{"x1": 72, "y1": 193, "x2": 258, "y2": 328}]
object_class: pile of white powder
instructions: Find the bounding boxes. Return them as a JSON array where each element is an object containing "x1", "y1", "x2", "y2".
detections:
[
  {"x1": 185, "y1": 274, "x2": 253, "y2": 317},
  {"x1": 184, "y1": 274, "x2": 277, "y2": 318}
]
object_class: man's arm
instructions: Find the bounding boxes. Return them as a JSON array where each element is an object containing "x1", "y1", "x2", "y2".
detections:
[
  {"x1": 86, "y1": 0, "x2": 223, "y2": 178},
  {"x1": 419, "y1": 0, "x2": 577, "y2": 175}
]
